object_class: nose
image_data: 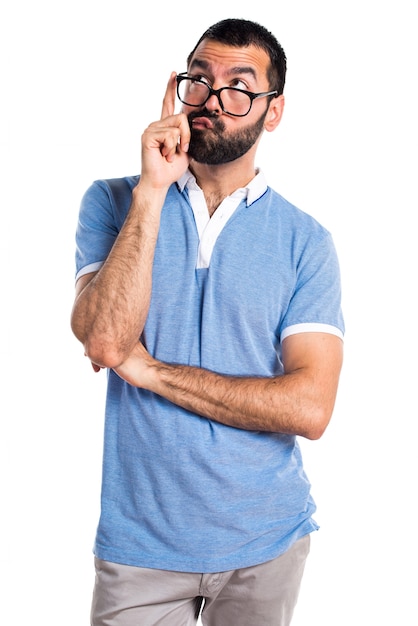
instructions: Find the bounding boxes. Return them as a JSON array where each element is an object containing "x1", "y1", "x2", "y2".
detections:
[{"x1": 205, "y1": 91, "x2": 222, "y2": 114}]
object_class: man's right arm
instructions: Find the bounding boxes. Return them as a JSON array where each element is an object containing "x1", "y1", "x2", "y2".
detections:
[
  {"x1": 70, "y1": 185, "x2": 165, "y2": 369},
  {"x1": 70, "y1": 72, "x2": 190, "y2": 369}
]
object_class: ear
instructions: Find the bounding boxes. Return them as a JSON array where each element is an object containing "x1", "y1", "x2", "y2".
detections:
[{"x1": 264, "y1": 95, "x2": 285, "y2": 132}]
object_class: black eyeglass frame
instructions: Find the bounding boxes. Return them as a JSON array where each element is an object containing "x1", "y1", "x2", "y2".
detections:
[{"x1": 176, "y1": 72, "x2": 279, "y2": 117}]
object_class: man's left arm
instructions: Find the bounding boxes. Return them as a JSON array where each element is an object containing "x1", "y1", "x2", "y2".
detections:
[{"x1": 114, "y1": 332, "x2": 343, "y2": 439}]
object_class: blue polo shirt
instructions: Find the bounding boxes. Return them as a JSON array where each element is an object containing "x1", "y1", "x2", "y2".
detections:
[{"x1": 75, "y1": 171, "x2": 344, "y2": 572}]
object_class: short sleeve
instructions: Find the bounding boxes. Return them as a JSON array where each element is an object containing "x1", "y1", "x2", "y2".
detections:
[
  {"x1": 74, "y1": 177, "x2": 138, "y2": 281},
  {"x1": 280, "y1": 230, "x2": 345, "y2": 340}
]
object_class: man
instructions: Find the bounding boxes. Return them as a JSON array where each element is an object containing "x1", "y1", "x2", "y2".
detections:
[{"x1": 71, "y1": 18, "x2": 344, "y2": 626}]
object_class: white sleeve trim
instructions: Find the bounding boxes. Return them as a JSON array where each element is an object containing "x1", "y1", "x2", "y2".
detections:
[
  {"x1": 75, "y1": 261, "x2": 104, "y2": 283},
  {"x1": 281, "y1": 323, "x2": 344, "y2": 341}
]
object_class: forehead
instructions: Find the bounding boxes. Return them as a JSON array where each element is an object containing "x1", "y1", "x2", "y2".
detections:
[{"x1": 188, "y1": 40, "x2": 270, "y2": 82}]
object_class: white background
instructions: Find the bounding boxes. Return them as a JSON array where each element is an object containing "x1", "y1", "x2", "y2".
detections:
[{"x1": 3, "y1": 1, "x2": 417, "y2": 624}]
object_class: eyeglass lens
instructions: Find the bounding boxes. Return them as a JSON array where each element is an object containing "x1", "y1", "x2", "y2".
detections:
[{"x1": 177, "y1": 78, "x2": 252, "y2": 116}]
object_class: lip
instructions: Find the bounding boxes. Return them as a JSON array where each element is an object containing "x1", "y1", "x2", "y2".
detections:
[{"x1": 191, "y1": 117, "x2": 214, "y2": 129}]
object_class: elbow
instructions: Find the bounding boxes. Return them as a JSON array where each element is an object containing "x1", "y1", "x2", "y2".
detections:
[
  {"x1": 71, "y1": 311, "x2": 129, "y2": 369},
  {"x1": 304, "y1": 426, "x2": 326, "y2": 441},
  {"x1": 301, "y1": 405, "x2": 333, "y2": 440},
  {"x1": 71, "y1": 321, "x2": 128, "y2": 369},
  {"x1": 84, "y1": 340, "x2": 128, "y2": 370}
]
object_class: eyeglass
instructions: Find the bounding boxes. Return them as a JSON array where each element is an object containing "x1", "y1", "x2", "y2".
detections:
[{"x1": 176, "y1": 73, "x2": 278, "y2": 117}]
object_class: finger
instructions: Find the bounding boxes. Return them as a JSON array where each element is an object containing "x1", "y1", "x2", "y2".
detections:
[
  {"x1": 161, "y1": 71, "x2": 177, "y2": 120},
  {"x1": 177, "y1": 113, "x2": 190, "y2": 155},
  {"x1": 145, "y1": 112, "x2": 190, "y2": 161},
  {"x1": 144, "y1": 123, "x2": 181, "y2": 159},
  {"x1": 159, "y1": 116, "x2": 190, "y2": 161}
]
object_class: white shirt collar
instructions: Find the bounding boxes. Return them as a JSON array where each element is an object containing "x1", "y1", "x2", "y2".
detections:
[{"x1": 177, "y1": 168, "x2": 268, "y2": 206}]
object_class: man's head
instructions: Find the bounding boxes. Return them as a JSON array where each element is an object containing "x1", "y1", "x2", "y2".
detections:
[
  {"x1": 180, "y1": 19, "x2": 286, "y2": 165},
  {"x1": 187, "y1": 19, "x2": 287, "y2": 96}
]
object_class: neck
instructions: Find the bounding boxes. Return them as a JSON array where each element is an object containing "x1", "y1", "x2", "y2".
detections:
[{"x1": 189, "y1": 156, "x2": 257, "y2": 215}]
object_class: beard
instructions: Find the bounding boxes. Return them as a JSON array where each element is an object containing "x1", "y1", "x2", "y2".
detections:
[{"x1": 187, "y1": 108, "x2": 267, "y2": 165}]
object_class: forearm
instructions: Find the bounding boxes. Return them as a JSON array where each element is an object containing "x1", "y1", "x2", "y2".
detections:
[
  {"x1": 154, "y1": 364, "x2": 327, "y2": 438},
  {"x1": 71, "y1": 184, "x2": 167, "y2": 368},
  {"x1": 115, "y1": 348, "x2": 334, "y2": 439},
  {"x1": 155, "y1": 363, "x2": 306, "y2": 434}
]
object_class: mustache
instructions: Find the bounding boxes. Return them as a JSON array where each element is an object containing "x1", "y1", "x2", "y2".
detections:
[{"x1": 187, "y1": 107, "x2": 218, "y2": 122}]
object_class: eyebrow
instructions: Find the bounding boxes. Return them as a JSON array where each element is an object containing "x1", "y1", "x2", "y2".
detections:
[{"x1": 189, "y1": 58, "x2": 257, "y2": 80}]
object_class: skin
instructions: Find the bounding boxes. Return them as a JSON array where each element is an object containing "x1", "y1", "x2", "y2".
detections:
[{"x1": 71, "y1": 40, "x2": 343, "y2": 439}]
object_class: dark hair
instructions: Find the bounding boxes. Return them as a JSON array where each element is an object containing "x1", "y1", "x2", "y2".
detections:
[{"x1": 187, "y1": 18, "x2": 287, "y2": 95}]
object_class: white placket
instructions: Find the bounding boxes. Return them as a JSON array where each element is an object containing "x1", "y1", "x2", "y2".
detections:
[{"x1": 187, "y1": 184, "x2": 247, "y2": 269}]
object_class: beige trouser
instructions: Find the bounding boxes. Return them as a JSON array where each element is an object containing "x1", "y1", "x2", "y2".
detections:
[{"x1": 91, "y1": 534, "x2": 310, "y2": 626}]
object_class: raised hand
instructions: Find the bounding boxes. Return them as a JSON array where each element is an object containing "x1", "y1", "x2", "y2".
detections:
[{"x1": 140, "y1": 72, "x2": 191, "y2": 190}]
